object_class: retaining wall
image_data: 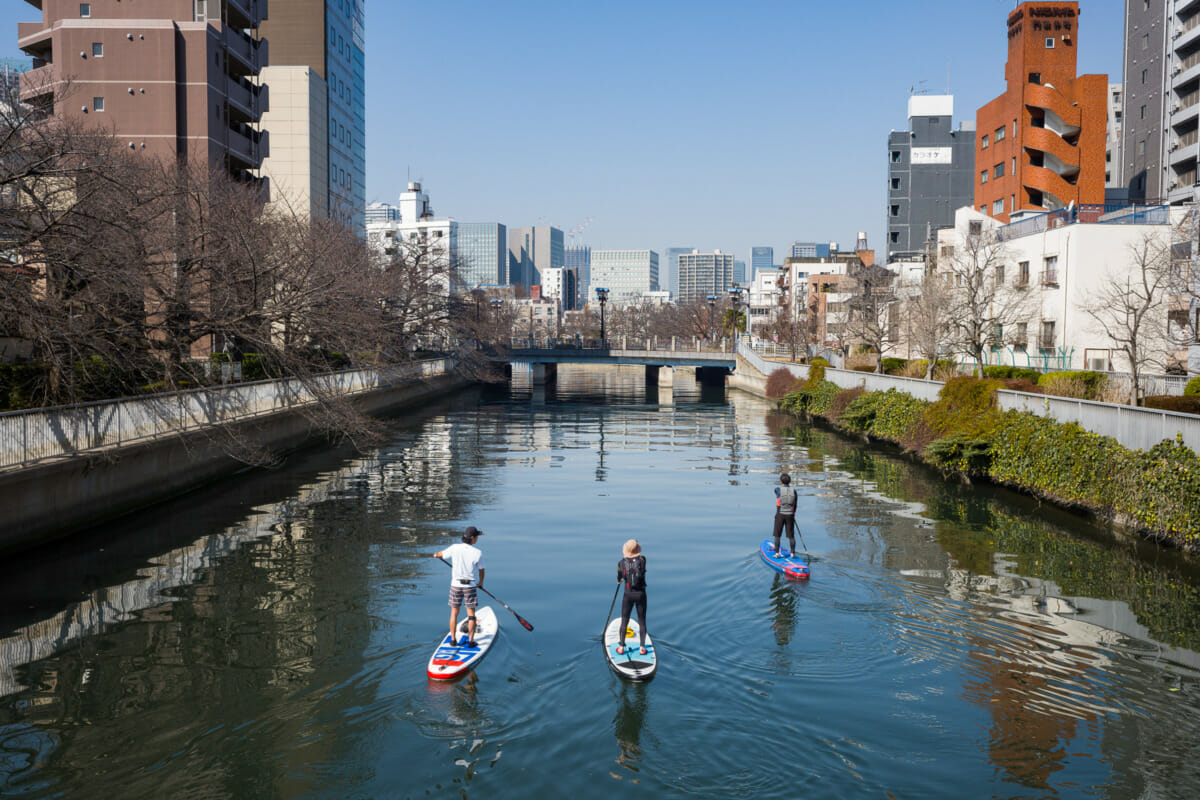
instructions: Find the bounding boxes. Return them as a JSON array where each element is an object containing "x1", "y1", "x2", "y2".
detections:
[{"x1": 0, "y1": 372, "x2": 468, "y2": 555}]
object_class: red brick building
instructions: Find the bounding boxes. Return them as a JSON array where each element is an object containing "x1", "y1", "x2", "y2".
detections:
[{"x1": 974, "y1": 1, "x2": 1107, "y2": 222}]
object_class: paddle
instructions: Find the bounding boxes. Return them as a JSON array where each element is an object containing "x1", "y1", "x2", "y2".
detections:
[
  {"x1": 438, "y1": 557, "x2": 534, "y2": 631},
  {"x1": 602, "y1": 580, "x2": 621, "y2": 638}
]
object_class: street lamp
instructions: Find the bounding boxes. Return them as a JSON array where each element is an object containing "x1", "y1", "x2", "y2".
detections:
[
  {"x1": 489, "y1": 298, "x2": 503, "y2": 346},
  {"x1": 728, "y1": 284, "x2": 744, "y2": 344},
  {"x1": 595, "y1": 287, "x2": 609, "y2": 345},
  {"x1": 706, "y1": 294, "x2": 717, "y2": 343}
]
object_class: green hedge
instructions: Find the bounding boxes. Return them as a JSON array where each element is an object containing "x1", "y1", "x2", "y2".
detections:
[
  {"x1": 983, "y1": 365, "x2": 1042, "y2": 381},
  {"x1": 1185, "y1": 377, "x2": 1200, "y2": 397},
  {"x1": 777, "y1": 376, "x2": 1200, "y2": 546},
  {"x1": 881, "y1": 358, "x2": 908, "y2": 374},
  {"x1": 1144, "y1": 395, "x2": 1200, "y2": 414},
  {"x1": 1038, "y1": 370, "x2": 1108, "y2": 400}
]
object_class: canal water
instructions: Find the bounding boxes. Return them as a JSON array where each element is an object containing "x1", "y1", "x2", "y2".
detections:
[{"x1": 2, "y1": 365, "x2": 1200, "y2": 799}]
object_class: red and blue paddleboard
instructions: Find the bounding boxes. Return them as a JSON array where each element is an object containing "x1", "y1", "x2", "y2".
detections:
[
  {"x1": 760, "y1": 539, "x2": 810, "y2": 580},
  {"x1": 427, "y1": 606, "x2": 498, "y2": 680}
]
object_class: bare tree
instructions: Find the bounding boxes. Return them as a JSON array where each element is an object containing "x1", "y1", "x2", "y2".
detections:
[
  {"x1": 1082, "y1": 231, "x2": 1188, "y2": 404},
  {"x1": 901, "y1": 269, "x2": 957, "y2": 380},
  {"x1": 844, "y1": 262, "x2": 897, "y2": 372},
  {"x1": 941, "y1": 222, "x2": 1028, "y2": 375}
]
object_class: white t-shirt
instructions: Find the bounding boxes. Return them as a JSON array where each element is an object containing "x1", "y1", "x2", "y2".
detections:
[{"x1": 443, "y1": 542, "x2": 484, "y2": 587}]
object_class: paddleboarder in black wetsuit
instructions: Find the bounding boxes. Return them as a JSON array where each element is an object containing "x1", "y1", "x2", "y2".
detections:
[
  {"x1": 616, "y1": 539, "x2": 648, "y2": 655},
  {"x1": 773, "y1": 473, "x2": 798, "y2": 556}
]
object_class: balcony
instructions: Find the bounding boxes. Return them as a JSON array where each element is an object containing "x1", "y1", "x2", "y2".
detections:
[
  {"x1": 1178, "y1": 16, "x2": 1200, "y2": 51},
  {"x1": 226, "y1": 0, "x2": 267, "y2": 28},
  {"x1": 1040, "y1": 270, "x2": 1059, "y2": 287},
  {"x1": 226, "y1": 79, "x2": 267, "y2": 119},
  {"x1": 18, "y1": 62, "x2": 56, "y2": 103},
  {"x1": 1038, "y1": 335, "x2": 1056, "y2": 351},
  {"x1": 226, "y1": 125, "x2": 268, "y2": 169},
  {"x1": 1014, "y1": 274, "x2": 1030, "y2": 288},
  {"x1": 224, "y1": 29, "x2": 267, "y2": 75},
  {"x1": 1171, "y1": 99, "x2": 1200, "y2": 128},
  {"x1": 1009, "y1": 337, "x2": 1028, "y2": 349}
]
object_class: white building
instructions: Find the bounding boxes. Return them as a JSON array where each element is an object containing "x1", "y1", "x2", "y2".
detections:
[
  {"x1": 367, "y1": 182, "x2": 458, "y2": 283},
  {"x1": 943, "y1": 204, "x2": 1191, "y2": 374},
  {"x1": 677, "y1": 250, "x2": 732, "y2": 305},
  {"x1": 590, "y1": 250, "x2": 659, "y2": 308},
  {"x1": 746, "y1": 270, "x2": 782, "y2": 338}
]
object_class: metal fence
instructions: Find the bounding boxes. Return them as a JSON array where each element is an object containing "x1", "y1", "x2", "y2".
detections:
[
  {"x1": 0, "y1": 359, "x2": 452, "y2": 470},
  {"x1": 740, "y1": 342, "x2": 1198, "y2": 452},
  {"x1": 508, "y1": 335, "x2": 735, "y2": 354}
]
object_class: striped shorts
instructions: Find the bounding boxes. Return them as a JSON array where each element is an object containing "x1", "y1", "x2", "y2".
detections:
[{"x1": 448, "y1": 585, "x2": 478, "y2": 608}]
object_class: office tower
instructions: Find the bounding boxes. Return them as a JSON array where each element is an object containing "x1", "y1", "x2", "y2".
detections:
[
  {"x1": 458, "y1": 223, "x2": 507, "y2": 286},
  {"x1": 1106, "y1": 82, "x2": 1122, "y2": 188},
  {"x1": 565, "y1": 245, "x2": 591, "y2": 306},
  {"x1": 365, "y1": 201, "x2": 400, "y2": 226},
  {"x1": 751, "y1": 247, "x2": 774, "y2": 281},
  {"x1": 590, "y1": 250, "x2": 659, "y2": 307},
  {"x1": 540, "y1": 267, "x2": 579, "y2": 311},
  {"x1": 0, "y1": 57, "x2": 29, "y2": 98},
  {"x1": 508, "y1": 226, "x2": 563, "y2": 291},
  {"x1": 734, "y1": 260, "x2": 746, "y2": 285},
  {"x1": 790, "y1": 242, "x2": 832, "y2": 258},
  {"x1": 677, "y1": 250, "x2": 733, "y2": 306},
  {"x1": 886, "y1": 95, "x2": 976, "y2": 257},
  {"x1": 975, "y1": 1, "x2": 1107, "y2": 222},
  {"x1": 259, "y1": 0, "x2": 366, "y2": 230},
  {"x1": 1121, "y1": 1, "x2": 1200, "y2": 203},
  {"x1": 663, "y1": 247, "x2": 693, "y2": 298},
  {"x1": 15, "y1": 0, "x2": 268, "y2": 183}
]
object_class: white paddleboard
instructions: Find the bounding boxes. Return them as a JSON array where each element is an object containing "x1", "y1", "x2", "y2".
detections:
[
  {"x1": 604, "y1": 616, "x2": 657, "y2": 681},
  {"x1": 427, "y1": 606, "x2": 498, "y2": 680}
]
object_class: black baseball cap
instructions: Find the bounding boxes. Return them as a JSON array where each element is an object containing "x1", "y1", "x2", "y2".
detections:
[{"x1": 462, "y1": 526, "x2": 484, "y2": 542}]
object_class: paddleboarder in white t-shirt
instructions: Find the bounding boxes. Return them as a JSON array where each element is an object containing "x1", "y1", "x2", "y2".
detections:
[{"x1": 434, "y1": 526, "x2": 486, "y2": 647}]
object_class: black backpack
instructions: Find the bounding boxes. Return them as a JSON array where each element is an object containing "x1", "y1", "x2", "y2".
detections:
[{"x1": 622, "y1": 556, "x2": 646, "y2": 591}]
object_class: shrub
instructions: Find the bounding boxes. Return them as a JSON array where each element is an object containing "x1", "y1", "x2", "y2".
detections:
[
  {"x1": 806, "y1": 360, "x2": 827, "y2": 387},
  {"x1": 931, "y1": 360, "x2": 961, "y2": 382},
  {"x1": 766, "y1": 368, "x2": 803, "y2": 400},
  {"x1": 868, "y1": 390, "x2": 929, "y2": 443},
  {"x1": 851, "y1": 365, "x2": 876, "y2": 372},
  {"x1": 827, "y1": 386, "x2": 865, "y2": 421},
  {"x1": 1185, "y1": 377, "x2": 1200, "y2": 397},
  {"x1": 1144, "y1": 395, "x2": 1200, "y2": 414},
  {"x1": 1038, "y1": 370, "x2": 1107, "y2": 400},
  {"x1": 241, "y1": 353, "x2": 273, "y2": 381},
  {"x1": 881, "y1": 358, "x2": 908, "y2": 374},
  {"x1": 983, "y1": 365, "x2": 1042, "y2": 381},
  {"x1": 0, "y1": 363, "x2": 46, "y2": 410},
  {"x1": 999, "y1": 378, "x2": 1041, "y2": 393}
]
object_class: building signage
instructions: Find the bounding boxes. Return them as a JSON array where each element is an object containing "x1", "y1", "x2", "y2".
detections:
[{"x1": 910, "y1": 147, "x2": 953, "y2": 165}]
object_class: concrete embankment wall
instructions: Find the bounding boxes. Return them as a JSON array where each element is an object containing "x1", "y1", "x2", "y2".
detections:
[{"x1": 0, "y1": 373, "x2": 468, "y2": 555}]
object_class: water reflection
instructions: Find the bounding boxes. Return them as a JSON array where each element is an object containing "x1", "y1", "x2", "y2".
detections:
[
  {"x1": 768, "y1": 573, "x2": 800, "y2": 647},
  {"x1": 611, "y1": 683, "x2": 648, "y2": 781}
]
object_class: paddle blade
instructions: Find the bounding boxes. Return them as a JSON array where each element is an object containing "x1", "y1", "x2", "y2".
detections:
[{"x1": 516, "y1": 615, "x2": 534, "y2": 632}]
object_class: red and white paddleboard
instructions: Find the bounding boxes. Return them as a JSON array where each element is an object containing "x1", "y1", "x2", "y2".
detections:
[{"x1": 427, "y1": 606, "x2": 498, "y2": 681}]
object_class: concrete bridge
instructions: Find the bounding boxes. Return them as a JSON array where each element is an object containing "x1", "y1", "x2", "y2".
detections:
[{"x1": 497, "y1": 337, "x2": 738, "y2": 389}]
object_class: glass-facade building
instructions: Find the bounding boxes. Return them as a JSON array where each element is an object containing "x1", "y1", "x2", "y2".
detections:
[
  {"x1": 590, "y1": 250, "x2": 659, "y2": 308},
  {"x1": 458, "y1": 223, "x2": 508, "y2": 286},
  {"x1": 565, "y1": 246, "x2": 591, "y2": 306},
  {"x1": 751, "y1": 247, "x2": 773, "y2": 281},
  {"x1": 663, "y1": 247, "x2": 693, "y2": 299},
  {"x1": 677, "y1": 251, "x2": 733, "y2": 305},
  {"x1": 328, "y1": 0, "x2": 366, "y2": 232}
]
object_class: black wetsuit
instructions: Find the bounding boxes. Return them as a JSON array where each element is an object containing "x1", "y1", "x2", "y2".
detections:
[{"x1": 617, "y1": 555, "x2": 647, "y2": 649}]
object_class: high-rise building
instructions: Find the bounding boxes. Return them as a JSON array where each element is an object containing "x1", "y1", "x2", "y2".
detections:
[
  {"x1": 259, "y1": 0, "x2": 366, "y2": 230},
  {"x1": 590, "y1": 250, "x2": 659, "y2": 307},
  {"x1": 677, "y1": 250, "x2": 733, "y2": 306},
  {"x1": 15, "y1": 1, "x2": 268, "y2": 184},
  {"x1": 565, "y1": 245, "x2": 591, "y2": 306},
  {"x1": 663, "y1": 247, "x2": 693, "y2": 298},
  {"x1": 508, "y1": 226, "x2": 563, "y2": 292},
  {"x1": 1121, "y1": 1, "x2": 1200, "y2": 204},
  {"x1": 1106, "y1": 82, "x2": 1122, "y2": 189},
  {"x1": 974, "y1": 1, "x2": 1107, "y2": 222},
  {"x1": 365, "y1": 201, "x2": 400, "y2": 226},
  {"x1": 0, "y1": 57, "x2": 30, "y2": 99},
  {"x1": 750, "y1": 247, "x2": 774, "y2": 281},
  {"x1": 540, "y1": 267, "x2": 579, "y2": 311},
  {"x1": 733, "y1": 260, "x2": 746, "y2": 286},
  {"x1": 886, "y1": 95, "x2": 976, "y2": 257},
  {"x1": 790, "y1": 242, "x2": 832, "y2": 259},
  {"x1": 458, "y1": 223, "x2": 507, "y2": 286}
]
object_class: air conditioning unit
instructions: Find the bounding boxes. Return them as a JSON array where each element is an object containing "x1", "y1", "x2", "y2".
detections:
[{"x1": 1088, "y1": 358, "x2": 1109, "y2": 372}]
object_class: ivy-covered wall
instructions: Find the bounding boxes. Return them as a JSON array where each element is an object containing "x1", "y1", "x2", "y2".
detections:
[{"x1": 778, "y1": 378, "x2": 1200, "y2": 550}]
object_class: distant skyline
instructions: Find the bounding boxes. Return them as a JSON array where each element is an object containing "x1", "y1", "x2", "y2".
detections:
[{"x1": 0, "y1": 0, "x2": 1125, "y2": 267}]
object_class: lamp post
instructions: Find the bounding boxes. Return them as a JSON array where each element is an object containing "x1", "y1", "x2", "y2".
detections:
[
  {"x1": 728, "y1": 284, "x2": 744, "y2": 346},
  {"x1": 490, "y1": 298, "x2": 503, "y2": 347},
  {"x1": 706, "y1": 294, "x2": 717, "y2": 343},
  {"x1": 595, "y1": 287, "x2": 609, "y2": 346}
]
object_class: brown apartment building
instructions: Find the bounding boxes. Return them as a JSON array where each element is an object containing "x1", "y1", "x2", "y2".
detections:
[
  {"x1": 975, "y1": 1, "x2": 1107, "y2": 222},
  {"x1": 16, "y1": 0, "x2": 269, "y2": 182}
]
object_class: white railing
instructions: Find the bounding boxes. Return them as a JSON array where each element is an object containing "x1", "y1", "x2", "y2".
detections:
[
  {"x1": 0, "y1": 359, "x2": 453, "y2": 470},
  {"x1": 507, "y1": 335, "x2": 735, "y2": 354},
  {"x1": 738, "y1": 342, "x2": 1198, "y2": 453}
]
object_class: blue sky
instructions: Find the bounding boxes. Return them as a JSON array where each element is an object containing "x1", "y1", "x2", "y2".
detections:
[{"x1": 2, "y1": 0, "x2": 1125, "y2": 269}]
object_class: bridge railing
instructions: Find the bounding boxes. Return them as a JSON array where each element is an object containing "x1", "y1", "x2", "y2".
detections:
[
  {"x1": 0, "y1": 359, "x2": 453, "y2": 470},
  {"x1": 508, "y1": 336, "x2": 735, "y2": 353}
]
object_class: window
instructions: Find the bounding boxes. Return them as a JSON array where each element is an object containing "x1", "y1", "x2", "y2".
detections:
[
  {"x1": 995, "y1": 162, "x2": 1005, "y2": 178},
  {"x1": 996, "y1": 265, "x2": 1005, "y2": 284},
  {"x1": 80, "y1": 3, "x2": 91, "y2": 17},
  {"x1": 1141, "y1": 104, "x2": 1147, "y2": 120},
  {"x1": 93, "y1": 96, "x2": 104, "y2": 111},
  {"x1": 891, "y1": 177, "x2": 900, "y2": 190},
  {"x1": 1045, "y1": 37, "x2": 1056, "y2": 48},
  {"x1": 1029, "y1": 72, "x2": 1041, "y2": 84},
  {"x1": 1016, "y1": 322, "x2": 1028, "y2": 347},
  {"x1": 890, "y1": 204, "x2": 899, "y2": 216},
  {"x1": 889, "y1": 231, "x2": 899, "y2": 244},
  {"x1": 981, "y1": 134, "x2": 989, "y2": 149},
  {"x1": 1143, "y1": 33, "x2": 1149, "y2": 50},
  {"x1": 969, "y1": 220, "x2": 983, "y2": 236},
  {"x1": 92, "y1": 42, "x2": 103, "y2": 57},
  {"x1": 1017, "y1": 261, "x2": 1030, "y2": 286},
  {"x1": 1011, "y1": 194, "x2": 1016, "y2": 211},
  {"x1": 1040, "y1": 320, "x2": 1056, "y2": 350},
  {"x1": 995, "y1": 125, "x2": 1005, "y2": 142},
  {"x1": 992, "y1": 199, "x2": 1004, "y2": 214},
  {"x1": 1138, "y1": 139, "x2": 1146, "y2": 156},
  {"x1": 1042, "y1": 255, "x2": 1058, "y2": 285},
  {"x1": 891, "y1": 150, "x2": 901, "y2": 162},
  {"x1": 194, "y1": 0, "x2": 207, "y2": 21},
  {"x1": 1142, "y1": 68, "x2": 1148, "y2": 85},
  {"x1": 980, "y1": 169, "x2": 988, "y2": 184}
]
